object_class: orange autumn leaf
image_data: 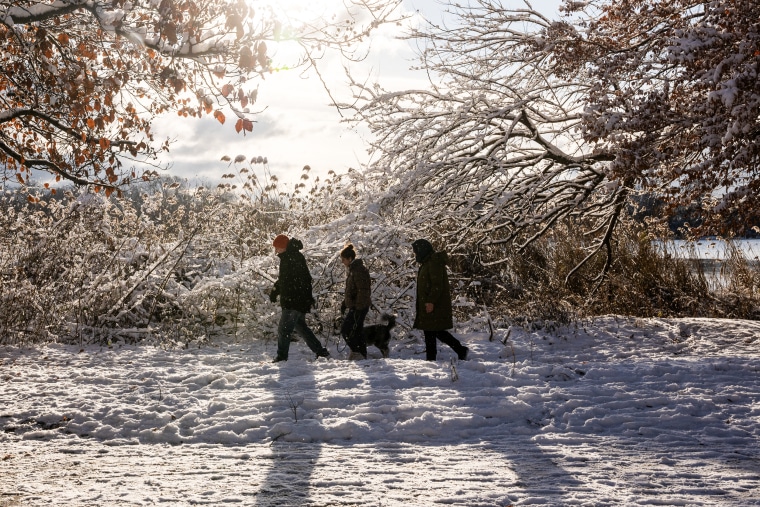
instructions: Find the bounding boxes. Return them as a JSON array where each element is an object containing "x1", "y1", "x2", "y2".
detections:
[
  {"x1": 234, "y1": 119, "x2": 253, "y2": 133},
  {"x1": 214, "y1": 110, "x2": 225, "y2": 124}
]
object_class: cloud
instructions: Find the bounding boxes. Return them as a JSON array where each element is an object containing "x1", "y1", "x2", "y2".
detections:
[
  {"x1": 148, "y1": 0, "x2": 565, "y2": 189},
  {"x1": 140, "y1": 1, "x2": 439, "y2": 189},
  {"x1": 152, "y1": 77, "x2": 367, "y2": 186}
]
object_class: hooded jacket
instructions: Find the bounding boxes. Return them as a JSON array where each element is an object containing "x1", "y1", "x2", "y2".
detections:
[
  {"x1": 413, "y1": 250, "x2": 454, "y2": 331},
  {"x1": 270, "y1": 238, "x2": 314, "y2": 314},
  {"x1": 344, "y1": 258, "x2": 371, "y2": 311}
]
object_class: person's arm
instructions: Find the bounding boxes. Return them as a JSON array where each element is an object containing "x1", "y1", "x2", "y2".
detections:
[
  {"x1": 355, "y1": 266, "x2": 372, "y2": 309},
  {"x1": 423, "y1": 261, "x2": 446, "y2": 312},
  {"x1": 270, "y1": 280, "x2": 280, "y2": 302}
]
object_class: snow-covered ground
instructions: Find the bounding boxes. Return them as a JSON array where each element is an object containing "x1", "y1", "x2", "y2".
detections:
[{"x1": 2, "y1": 316, "x2": 760, "y2": 506}]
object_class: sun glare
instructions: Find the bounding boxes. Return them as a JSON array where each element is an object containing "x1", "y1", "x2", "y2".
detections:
[{"x1": 258, "y1": 0, "x2": 345, "y2": 25}]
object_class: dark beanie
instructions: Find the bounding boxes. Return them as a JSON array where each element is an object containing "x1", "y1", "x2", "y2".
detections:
[{"x1": 412, "y1": 239, "x2": 434, "y2": 263}]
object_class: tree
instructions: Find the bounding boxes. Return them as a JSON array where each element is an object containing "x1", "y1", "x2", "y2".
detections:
[
  {"x1": 561, "y1": 0, "x2": 760, "y2": 236},
  {"x1": 346, "y1": 0, "x2": 760, "y2": 280},
  {"x1": 0, "y1": 0, "x2": 401, "y2": 195}
]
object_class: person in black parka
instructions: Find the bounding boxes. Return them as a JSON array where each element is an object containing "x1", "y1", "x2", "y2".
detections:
[
  {"x1": 412, "y1": 239, "x2": 468, "y2": 361},
  {"x1": 270, "y1": 234, "x2": 330, "y2": 362}
]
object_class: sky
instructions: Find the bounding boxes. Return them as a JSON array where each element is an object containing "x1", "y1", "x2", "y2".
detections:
[
  {"x1": 152, "y1": 0, "x2": 564, "y2": 190},
  {"x1": 3, "y1": 315, "x2": 760, "y2": 505}
]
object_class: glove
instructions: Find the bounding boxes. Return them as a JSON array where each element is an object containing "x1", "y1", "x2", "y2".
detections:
[{"x1": 340, "y1": 301, "x2": 347, "y2": 314}]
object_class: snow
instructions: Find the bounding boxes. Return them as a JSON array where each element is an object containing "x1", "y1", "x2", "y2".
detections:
[{"x1": 2, "y1": 315, "x2": 760, "y2": 505}]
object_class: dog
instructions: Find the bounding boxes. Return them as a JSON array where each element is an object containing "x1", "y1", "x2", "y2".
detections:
[
  {"x1": 334, "y1": 312, "x2": 397, "y2": 358},
  {"x1": 361, "y1": 313, "x2": 396, "y2": 358}
]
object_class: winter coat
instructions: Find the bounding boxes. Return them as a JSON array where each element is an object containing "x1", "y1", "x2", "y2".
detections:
[
  {"x1": 344, "y1": 258, "x2": 371, "y2": 311},
  {"x1": 413, "y1": 250, "x2": 454, "y2": 331},
  {"x1": 270, "y1": 238, "x2": 314, "y2": 314}
]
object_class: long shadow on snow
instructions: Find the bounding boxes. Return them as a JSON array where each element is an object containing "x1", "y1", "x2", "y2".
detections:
[
  {"x1": 252, "y1": 361, "x2": 323, "y2": 507},
  {"x1": 329, "y1": 353, "x2": 584, "y2": 506},
  {"x1": 430, "y1": 352, "x2": 585, "y2": 505}
]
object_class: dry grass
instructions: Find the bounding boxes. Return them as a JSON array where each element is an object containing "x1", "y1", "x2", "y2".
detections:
[{"x1": 453, "y1": 221, "x2": 760, "y2": 328}]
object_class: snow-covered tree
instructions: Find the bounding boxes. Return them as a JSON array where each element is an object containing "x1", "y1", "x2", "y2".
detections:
[
  {"x1": 0, "y1": 0, "x2": 401, "y2": 193},
  {"x1": 346, "y1": 0, "x2": 760, "y2": 277},
  {"x1": 564, "y1": 0, "x2": 760, "y2": 236}
]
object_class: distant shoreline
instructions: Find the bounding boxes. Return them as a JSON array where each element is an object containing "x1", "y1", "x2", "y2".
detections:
[{"x1": 655, "y1": 238, "x2": 760, "y2": 261}]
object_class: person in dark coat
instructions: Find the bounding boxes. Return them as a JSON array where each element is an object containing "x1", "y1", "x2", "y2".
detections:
[
  {"x1": 411, "y1": 239, "x2": 468, "y2": 361},
  {"x1": 339, "y1": 243, "x2": 371, "y2": 360},
  {"x1": 270, "y1": 234, "x2": 329, "y2": 362}
]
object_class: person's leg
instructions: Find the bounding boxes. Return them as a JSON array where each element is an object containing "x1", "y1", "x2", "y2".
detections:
[
  {"x1": 351, "y1": 308, "x2": 368, "y2": 357},
  {"x1": 423, "y1": 330, "x2": 438, "y2": 361},
  {"x1": 340, "y1": 309, "x2": 356, "y2": 348},
  {"x1": 275, "y1": 309, "x2": 298, "y2": 361},
  {"x1": 341, "y1": 309, "x2": 367, "y2": 357},
  {"x1": 293, "y1": 311, "x2": 329, "y2": 358},
  {"x1": 436, "y1": 330, "x2": 468, "y2": 360}
]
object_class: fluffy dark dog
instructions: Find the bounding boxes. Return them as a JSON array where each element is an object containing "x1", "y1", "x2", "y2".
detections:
[{"x1": 361, "y1": 313, "x2": 396, "y2": 358}]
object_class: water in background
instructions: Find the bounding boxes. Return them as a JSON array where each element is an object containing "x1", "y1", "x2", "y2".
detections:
[
  {"x1": 659, "y1": 238, "x2": 760, "y2": 261},
  {"x1": 655, "y1": 239, "x2": 760, "y2": 291}
]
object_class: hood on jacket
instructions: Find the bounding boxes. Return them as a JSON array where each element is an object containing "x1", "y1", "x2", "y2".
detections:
[
  {"x1": 287, "y1": 238, "x2": 304, "y2": 251},
  {"x1": 349, "y1": 258, "x2": 365, "y2": 270},
  {"x1": 431, "y1": 250, "x2": 449, "y2": 266},
  {"x1": 412, "y1": 239, "x2": 434, "y2": 263}
]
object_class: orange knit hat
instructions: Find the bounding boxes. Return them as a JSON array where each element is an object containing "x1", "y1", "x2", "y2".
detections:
[{"x1": 272, "y1": 234, "x2": 289, "y2": 249}]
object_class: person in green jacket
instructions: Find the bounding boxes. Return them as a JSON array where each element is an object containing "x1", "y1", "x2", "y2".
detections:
[
  {"x1": 411, "y1": 239, "x2": 468, "y2": 361},
  {"x1": 269, "y1": 234, "x2": 330, "y2": 362}
]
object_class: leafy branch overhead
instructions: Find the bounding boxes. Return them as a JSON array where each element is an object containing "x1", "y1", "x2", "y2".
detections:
[
  {"x1": 0, "y1": 0, "x2": 403, "y2": 193},
  {"x1": 346, "y1": 0, "x2": 760, "y2": 277}
]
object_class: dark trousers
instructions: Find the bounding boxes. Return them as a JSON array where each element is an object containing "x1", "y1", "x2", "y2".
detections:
[
  {"x1": 424, "y1": 330, "x2": 466, "y2": 361},
  {"x1": 341, "y1": 308, "x2": 368, "y2": 357},
  {"x1": 277, "y1": 308, "x2": 328, "y2": 360}
]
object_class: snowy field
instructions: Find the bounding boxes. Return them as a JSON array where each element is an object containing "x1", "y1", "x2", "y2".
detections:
[{"x1": 2, "y1": 316, "x2": 760, "y2": 506}]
